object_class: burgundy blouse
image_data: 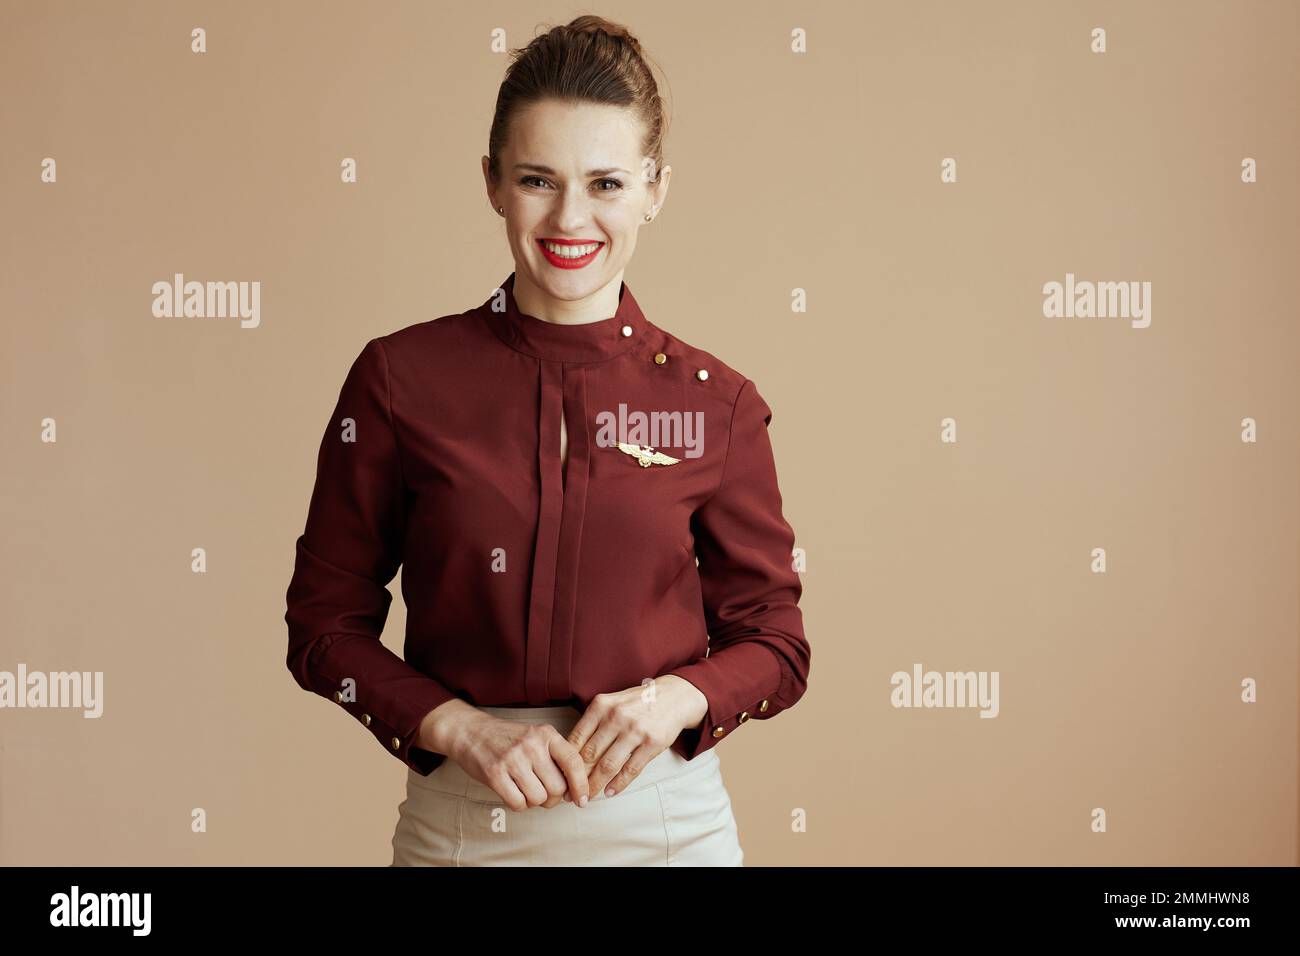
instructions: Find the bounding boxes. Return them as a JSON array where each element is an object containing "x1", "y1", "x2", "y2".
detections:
[{"x1": 284, "y1": 272, "x2": 811, "y2": 774}]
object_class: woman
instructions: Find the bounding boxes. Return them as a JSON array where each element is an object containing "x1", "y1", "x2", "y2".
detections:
[{"x1": 284, "y1": 15, "x2": 811, "y2": 866}]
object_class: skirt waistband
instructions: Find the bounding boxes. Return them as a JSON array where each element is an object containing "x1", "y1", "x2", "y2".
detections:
[
  {"x1": 476, "y1": 704, "x2": 583, "y2": 719},
  {"x1": 409, "y1": 704, "x2": 719, "y2": 802}
]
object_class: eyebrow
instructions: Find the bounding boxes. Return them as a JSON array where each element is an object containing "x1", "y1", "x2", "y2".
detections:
[{"x1": 512, "y1": 163, "x2": 632, "y2": 177}]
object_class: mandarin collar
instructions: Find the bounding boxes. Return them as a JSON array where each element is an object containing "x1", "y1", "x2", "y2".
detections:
[{"x1": 480, "y1": 272, "x2": 648, "y2": 363}]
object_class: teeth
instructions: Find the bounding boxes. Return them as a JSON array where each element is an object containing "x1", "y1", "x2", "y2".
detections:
[{"x1": 542, "y1": 240, "x2": 600, "y2": 258}]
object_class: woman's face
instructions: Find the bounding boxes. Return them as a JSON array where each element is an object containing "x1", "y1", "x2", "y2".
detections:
[{"x1": 483, "y1": 98, "x2": 671, "y2": 306}]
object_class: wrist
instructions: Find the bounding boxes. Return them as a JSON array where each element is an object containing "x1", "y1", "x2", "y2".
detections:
[
  {"x1": 418, "y1": 699, "x2": 484, "y2": 763},
  {"x1": 658, "y1": 675, "x2": 708, "y2": 729}
]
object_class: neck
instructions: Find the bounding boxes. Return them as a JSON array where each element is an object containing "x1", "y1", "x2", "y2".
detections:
[{"x1": 512, "y1": 269, "x2": 626, "y2": 326}]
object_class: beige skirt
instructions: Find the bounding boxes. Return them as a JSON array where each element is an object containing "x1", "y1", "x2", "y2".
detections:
[{"x1": 390, "y1": 704, "x2": 744, "y2": 866}]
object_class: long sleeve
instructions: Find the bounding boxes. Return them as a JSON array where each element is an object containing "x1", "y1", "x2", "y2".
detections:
[
  {"x1": 284, "y1": 337, "x2": 459, "y2": 775},
  {"x1": 664, "y1": 378, "x2": 811, "y2": 760}
]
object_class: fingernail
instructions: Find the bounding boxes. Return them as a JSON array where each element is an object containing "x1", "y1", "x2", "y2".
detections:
[
  {"x1": 579, "y1": 794, "x2": 588, "y2": 807},
  {"x1": 605, "y1": 787, "x2": 616, "y2": 797}
]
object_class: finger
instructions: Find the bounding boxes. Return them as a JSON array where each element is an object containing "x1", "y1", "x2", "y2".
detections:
[
  {"x1": 509, "y1": 766, "x2": 550, "y2": 810},
  {"x1": 531, "y1": 742, "x2": 573, "y2": 806},
  {"x1": 578, "y1": 720, "x2": 620, "y2": 776},
  {"x1": 603, "y1": 741, "x2": 659, "y2": 798},
  {"x1": 551, "y1": 736, "x2": 590, "y2": 807},
  {"x1": 566, "y1": 700, "x2": 604, "y2": 757},
  {"x1": 588, "y1": 737, "x2": 636, "y2": 800},
  {"x1": 489, "y1": 770, "x2": 529, "y2": 812},
  {"x1": 579, "y1": 720, "x2": 622, "y2": 796}
]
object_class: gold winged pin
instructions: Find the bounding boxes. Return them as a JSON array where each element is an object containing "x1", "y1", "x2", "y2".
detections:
[{"x1": 616, "y1": 441, "x2": 682, "y2": 468}]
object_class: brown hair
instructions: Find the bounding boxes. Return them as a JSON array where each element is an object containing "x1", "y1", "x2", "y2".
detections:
[{"x1": 486, "y1": 15, "x2": 669, "y2": 186}]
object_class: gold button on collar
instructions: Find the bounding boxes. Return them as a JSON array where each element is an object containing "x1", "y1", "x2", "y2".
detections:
[
  {"x1": 654, "y1": 352, "x2": 667, "y2": 365},
  {"x1": 390, "y1": 736, "x2": 401, "y2": 750},
  {"x1": 711, "y1": 725, "x2": 726, "y2": 738},
  {"x1": 758, "y1": 699, "x2": 770, "y2": 713},
  {"x1": 361, "y1": 713, "x2": 372, "y2": 727},
  {"x1": 332, "y1": 691, "x2": 344, "y2": 704},
  {"x1": 738, "y1": 711, "x2": 749, "y2": 723}
]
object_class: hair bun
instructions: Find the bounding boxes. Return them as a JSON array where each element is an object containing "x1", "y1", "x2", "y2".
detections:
[{"x1": 566, "y1": 14, "x2": 643, "y2": 54}]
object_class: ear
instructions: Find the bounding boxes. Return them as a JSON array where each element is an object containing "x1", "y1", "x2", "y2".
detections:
[
  {"x1": 481, "y1": 155, "x2": 499, "y2": 212},
  {"x1": 650, "y1": 163, "x2": 672, "y2": 213}
]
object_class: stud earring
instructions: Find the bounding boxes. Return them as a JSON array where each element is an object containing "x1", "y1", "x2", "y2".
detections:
[
  {"x1": 497, "y1": 206, "x2": 504, "y2": 214},
  {"x1": 644, "y1": 212, "x2": 653, "y2": 221}
]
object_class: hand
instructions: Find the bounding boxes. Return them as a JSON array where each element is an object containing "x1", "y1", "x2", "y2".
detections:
[
  {"x1": 565, "y1": 676, "x2": 708, "y2": 802},
  {"x1": 419, "y1": 702, "x2": 589, "y2": 812}
]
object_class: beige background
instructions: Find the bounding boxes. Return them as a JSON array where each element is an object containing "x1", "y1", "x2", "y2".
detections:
[{"x1": 1, "y1": 0, "x2": 1296, "y2": 865}]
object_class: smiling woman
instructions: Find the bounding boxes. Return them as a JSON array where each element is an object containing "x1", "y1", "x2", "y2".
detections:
[
  {"x1": 284, "y1": 14, "x2": 810, "y2": 868},
  {"x1": 482, "y1": 16, "x2": 671, "y2": 317}
]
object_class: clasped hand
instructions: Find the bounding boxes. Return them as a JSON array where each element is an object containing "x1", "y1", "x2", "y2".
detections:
[{"x1": 458, "y1": 676, "x2": 707, "y2": 813}]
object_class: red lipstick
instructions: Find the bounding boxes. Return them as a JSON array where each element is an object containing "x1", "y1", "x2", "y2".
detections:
[{"x1": 537, "y1": 237, "x2": 604, "y2": 270}]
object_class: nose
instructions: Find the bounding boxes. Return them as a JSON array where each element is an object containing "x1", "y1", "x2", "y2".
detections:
[{"x1": 551, "y1": 184, "x2": 596, "y2": 236}]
